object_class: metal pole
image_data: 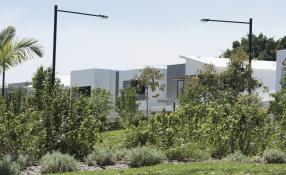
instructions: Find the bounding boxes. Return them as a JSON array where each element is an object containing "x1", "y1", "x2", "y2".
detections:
[
  {"x1": 52, "y1": 5, "x2": 58, "y2": 88},
  {"x1": 248, "y1": 18, "x2": 253, "y2": 93},
  {"x1": 248, "y1": 18, "x2": 252, "y2": 64}
]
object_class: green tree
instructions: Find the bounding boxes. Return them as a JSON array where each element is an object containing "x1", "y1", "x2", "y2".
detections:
[
  {"x1": 134, "y1": 67, "x2": 165, "y2": 117},
  {"x1": 222, "y1": 33, "x2": 286, "y2": 61},
  {"x1": 0, "y1": 26, "x2": 43, "y2": 96},
  {"x1": 220, "y1": 49, "x2": 261, "y2": 96},
  {"x1": 116, "y1": 87, "x2": 141, "y2": 127}
]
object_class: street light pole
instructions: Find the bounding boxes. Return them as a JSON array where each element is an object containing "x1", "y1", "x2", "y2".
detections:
[
  {"x1": 52, "y1": 5, "x2": 58, "y2": 87},
  {"x1": 201, "y1": 18, "x2": 253, "y2": 93},
  {"x1": 51, "y1": 5, "x2": 108, "y2": 88},
  {"x1": 248, "y1": 18, "x2": 252, "y2": 64}
]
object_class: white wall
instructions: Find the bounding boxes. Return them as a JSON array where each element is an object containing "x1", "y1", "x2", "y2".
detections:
[
  {"x1": 119, "y1": 69, "x2": 168, "y2": 112},
  {"x1": 71, "y1": 68, "x2": 117, "y2": 103},
  {"x1": 71, "y1": 69, "x2": 96, "y2": 87},
  {"x1": 276, "y1": 50, "x2": 286, "y2": 91},
  {"x1": 185, "y1": 58, "x2": 275, "y2": 102},
  {"x1": 185, "y1": 59, "x2": 225, "y2": 75},
  {"x1": 253, "y1": 69, "x2": 276, "y2": 102}
]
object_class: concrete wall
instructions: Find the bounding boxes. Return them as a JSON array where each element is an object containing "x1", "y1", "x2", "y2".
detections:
[
  {"x1": 167, "y1": 64, "x2": 185, "y2": 99},
  {"x1": 276, "y1": 50, "x2": 286, "y2": 91}
]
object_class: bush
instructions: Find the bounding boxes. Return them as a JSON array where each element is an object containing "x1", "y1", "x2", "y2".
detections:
[
  {"x1": 114, "y1": 148, "x2": 130, "y2": 163},
  {"x1": 263, "y1": 149, "x2": 286, "y2": 164},
  {"x1": 127, "y1": 146, "x2": 165, "y2": 167},
  {"x1": 40, "y1": 152, "x2": 79, "y2": 174},
  {"x1": 165, "y1": 144, "x2": 210, "y2": 162},
  {"x1": 223, "y1": 151, "x2": 252, "y2": 162},
  {"x1": 0, "y1": 154, "x2": 30, "y2": 175},
  {"x1": 85, "y1": 146, "x2": 115, "y2": 166}
]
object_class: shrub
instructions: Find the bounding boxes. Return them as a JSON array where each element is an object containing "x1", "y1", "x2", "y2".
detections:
[
  {"x1": 165, "y1": 146, "x2": 189, "y2": 161},
  {"x1": 223, "y1": 151, "x2": 252, "y2": 162},
  {"x1": 263, "y1": 149, "x2": 286, "y2": 164},
  {"x1": 85, "y1": 146, "x2": 115, "y2": 166},
  {"x1": 40, "y1": 152, "x2": 79, "y2": 174},
  {"x1": 127, "y1": 146, "x2": 165, "y2": 167},
  {"x1": 114, "y1": 148, "x2": 130, "y2": 163},
  {"x1": 165, "y1": 144, "x2": 210, "y2": 162},
  {"x1": 0, "y1": 154, "x2": 30, "y2": 175},
  {"x1": 115, "y1": 148, "x2": 130, "y2": 163}
]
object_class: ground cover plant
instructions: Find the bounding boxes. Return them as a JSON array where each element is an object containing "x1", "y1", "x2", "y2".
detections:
[{"x1": 40, "y1": 152, "x2": 80, "y2": 174}]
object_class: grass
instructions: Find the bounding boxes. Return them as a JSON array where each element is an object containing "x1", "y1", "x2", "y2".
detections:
[
  {"x1": 97, "y1": 129, "x2": 127, "y2": 150},
  {"x1": 51, "y1": 162, "x2": 286, "y2": 175}
]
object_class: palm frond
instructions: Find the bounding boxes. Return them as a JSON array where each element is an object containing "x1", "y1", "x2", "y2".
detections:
[
  {"x1": 0, "y1": 26, "x2": 16, "y2": 49},
  {"x1": 7, "y1": 38, "x2": 44, "y2": 64}
]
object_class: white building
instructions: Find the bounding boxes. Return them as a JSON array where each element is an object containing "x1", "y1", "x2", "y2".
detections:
[
  {"x1": 180, "y1": 55, "x2": 276, "y2": 103},
  {"x1": 276, "y1": 49, "x2": 286, "y2": 91},
  {"x1": 71, "y1": 51, "x2": 286, "y2": 114},
  {"x1": 70, "y1": 68, "x2": 171, "y2": 114}
]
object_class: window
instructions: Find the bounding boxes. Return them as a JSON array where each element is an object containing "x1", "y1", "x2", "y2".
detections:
[
  {"x1": 123, "y1": 80, "x2": 145, "y2": 100},
  {"x1": 79, "y1": 86, "x2": 91, "y2": 97}
]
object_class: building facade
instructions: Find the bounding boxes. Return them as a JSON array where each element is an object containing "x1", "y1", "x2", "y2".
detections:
[{"x1": 71, "y1": 52, "x2": 284, "y2": 114}]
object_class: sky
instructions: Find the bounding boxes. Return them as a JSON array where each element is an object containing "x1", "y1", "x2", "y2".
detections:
[{"x1": 1, "y1": 0, "x2": 286, "y2": 83}]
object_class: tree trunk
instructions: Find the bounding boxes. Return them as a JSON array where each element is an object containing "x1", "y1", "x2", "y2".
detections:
[{"x1": 2, "y1": 63, "x2": 5, "y2": 96}]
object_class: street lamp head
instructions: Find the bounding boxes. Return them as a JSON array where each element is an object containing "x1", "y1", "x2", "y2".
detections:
[
  {"x1": 200, "y1": 18, "x2": 210, "y2": 22},
  {"x1": 98, "y1": 15, "x2": 108, "y2": 19}
]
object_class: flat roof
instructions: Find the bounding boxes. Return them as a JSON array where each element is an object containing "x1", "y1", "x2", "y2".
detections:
[{"x1": 180, "y1": 55, "x2": 276, "y2": 71}]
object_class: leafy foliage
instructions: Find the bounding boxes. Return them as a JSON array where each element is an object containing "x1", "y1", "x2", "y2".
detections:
[
  {"x1": 222, "y1": 33, "x2": 286, "y2": 61},
  {"x1": 134, "y1": 67, "x2": 165, "y2": 116},
  {"x1": 116, "y1": 87, "x2": 142, "y2": 127},
  {"x1": 0, "y1": 66, "x2": 112, "y2": 160},
  {"x1": 0, "y1": 26, "x2": 43, "y2": 95}
]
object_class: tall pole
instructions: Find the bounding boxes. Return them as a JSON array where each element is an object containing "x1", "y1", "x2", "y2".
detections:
[
  {"x1": 52, "y1": 5, "x2": 58, "y2": 88},
  {"x1": 248, "y1": 18, "x2": 252, "y2": 64},
  {"x1": 51, "y1": 5, "x2": 107, "y2": 89},
  {"x1": 248, "y1": 18, "x2": 253, "y2": 93}
]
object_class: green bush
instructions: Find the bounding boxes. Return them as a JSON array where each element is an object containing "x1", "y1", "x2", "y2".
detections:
[
  {"x1": 0, "y1": 154, "x2": 30, "y2": 175},
  {"x1": 114, "y1": 148, "x2": 130, "y2": 163},
  {"x1": 263, "y1": 149, "x2": 286, "y2": 164},
  {"x1": 85, "y1": 146, "x2": 115, "y2": 166},
  {"x1": 127, "y1": 146, "x2": 165, "y2": 167},
  {"x1": 40, "y1": 152, "x2": 79, "y2": 174},
  {"x1": 165, "y1": 144, "x2": 210, "y2": 162},
  {"x1": 223, "y1": 151, "x2": 252, "y2": 162}
]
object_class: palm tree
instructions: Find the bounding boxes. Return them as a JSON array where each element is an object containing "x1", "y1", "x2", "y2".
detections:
[{"x1": 0, "y1": 26, "x2": 44, "y2": 96}]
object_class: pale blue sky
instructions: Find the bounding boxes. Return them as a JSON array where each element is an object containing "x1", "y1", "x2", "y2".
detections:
[{"x1": 1, "y1": 0, "x2": 286, "y2": 83}]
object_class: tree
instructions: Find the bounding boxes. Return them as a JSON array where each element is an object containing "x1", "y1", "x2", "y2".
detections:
[
  {"x1": 116, "y1": 87, "x2": 141, "y2": 127},
  {"x1": 0, "y1": 26, "x2": 43, "y2": 96},
  {"x1": 220, "y1": 49, "x2": 262, "y2": 97},
  {"x1": 134, "y1": 67, "x2": 165, "y2": 117},
  {"x1": 221, "y1": 33, "x2": 286, "y2": 61}
]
